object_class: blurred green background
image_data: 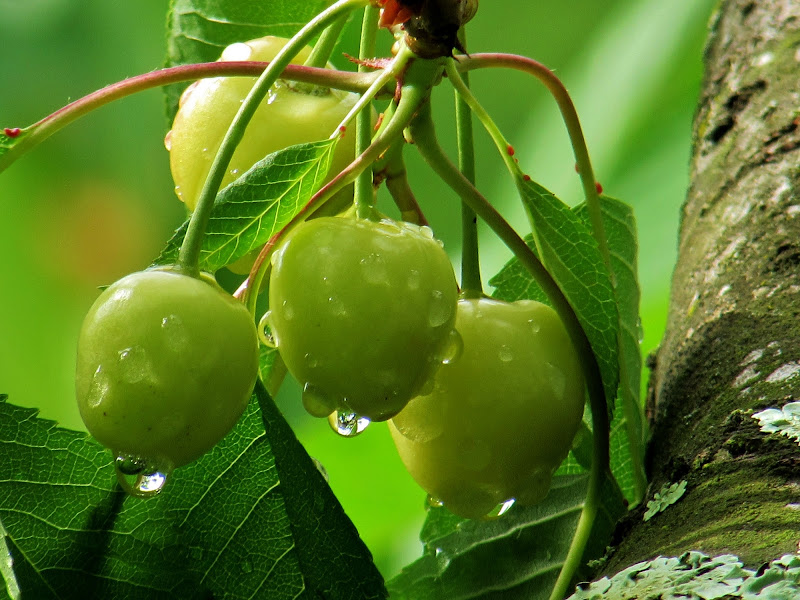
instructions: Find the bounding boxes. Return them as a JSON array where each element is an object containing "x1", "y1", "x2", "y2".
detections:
[{"x1": 0, "y1": 0, "x2": 717, "y2": 578}]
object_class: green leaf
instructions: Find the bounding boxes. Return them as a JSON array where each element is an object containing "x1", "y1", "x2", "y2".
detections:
[
  {"x1": 516, "y1": 180, "x2": 619, "y2": 408},
  {"x1": 491, "y1": 189, "x2": 646, "y2": 503},
  {"x1": 574, "y1": 196, "x2": 645, "y2": 504},
  {"x1": 0, "y1": 515, "x2": 20, "y2": 600},
  {"x1": 387, "y1": 474, "x2": 625, "y2": 599},
  {"x1": 165, "y1": 0, "x2": 335, "y2": 119},
  {"x1": 0, "y1": 392, "x2": 385, "y2": 599},
  {"x1": 154, "y1": 139, "x2": 336, "y2": 272}
]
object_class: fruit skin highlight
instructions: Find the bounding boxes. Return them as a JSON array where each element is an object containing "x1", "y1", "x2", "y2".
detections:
[
  {"x1": 76, "y1": 268, "x2": 259, "y2": 469},
  {"x1": 167, "y1": 35, "x2": 360, "y2": 212},
  {"x1": 268, "y1": 214, "x2": 459, "y2": 422},
  {"x1": 389, "y1": 297, "x2": 585, "y2": 519}
]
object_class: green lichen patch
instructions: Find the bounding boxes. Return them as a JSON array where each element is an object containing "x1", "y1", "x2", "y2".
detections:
[
  {"x1": 753, "y1": 402, "x2": 800, "y2": 445},
  {"x1": 568, "y1": 551, "x2": 800, "y2": 600},
  {"x1": 644, "y1": 480, "x2": 688, "y2": 522}
]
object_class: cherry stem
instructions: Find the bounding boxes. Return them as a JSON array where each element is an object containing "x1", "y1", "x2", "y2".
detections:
[
  {"x1": 408, "y1": 103, "x2": 609, "y2": 600},
  {"x1": 456, "y1": 52, "x2": 647, "y2": 504},
  {"x1": 0, "y1": 62, "x2": 380, "y2": 176},
  {"x1": 454, "y1": 29, "x2": 482, "y2": 298},
  {"x1": 378, "y1": 134, "x2": 428, "y2": 226},
  {"x1": 455, "y1": 53, "x2": 611, "y2": 269},
  {"x1": 177, "y1": 0, "x2": 371, "y2": 276},
  {"x1": 354, "y1": 4, "x2": 380, "y2": 218},
  {"x1": 240, "y1": 46, "x2": 443, "y2": 314}
]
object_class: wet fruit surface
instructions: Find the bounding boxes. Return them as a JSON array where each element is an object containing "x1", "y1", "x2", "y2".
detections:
[
  {"x1": 168, "y1": 35, "x2": 360, "y2": 212},
  {"x1": 76, "y1": 268, "x2": 259, "y2": 470},
  {"x1": 390, "y1": 297, "x2": 585, "y2": 519},
  {"x1": 268, "y1": 215, "x2": 459, "y2": 422}
]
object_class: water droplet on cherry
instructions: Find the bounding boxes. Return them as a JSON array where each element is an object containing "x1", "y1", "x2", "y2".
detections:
[{"x1": 328, "y1": 410, "x2": 370, "y2": 437}]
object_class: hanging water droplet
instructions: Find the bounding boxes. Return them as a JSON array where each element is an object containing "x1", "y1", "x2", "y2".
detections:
[
  {"x1": 426, "y1": 494, "x2": 444, "y2": 508},
  {"x1": 498, "y1": 344, "x2": 513, "y2": 363},
  {"x1": 301, "y1": 382, "x2": 337, "y2": 418},
  {"x1": 483, "y1": 498, "x2": 516, "y2": 520},
  {"x1": 428, "y1": 289, "x2": 452, "y2": 328},
  {"x1": 311, "y1": 457, "x2": 329, "y2": 482},
  {"x1": 258, "y1": 311, "x2": 279, "y2": 347},
  {"x1": 115, "y1": 453, "x2": 147, "y2": 476},
  {"x1": 114, "y1": 456, "x2": 172, "y2": 499},
  {"x1": 437, "y1": 329, "x2": 464, "y2": 365},
  {"x1": 328, "y1": 410, "x2": 370, "y2": 437}
]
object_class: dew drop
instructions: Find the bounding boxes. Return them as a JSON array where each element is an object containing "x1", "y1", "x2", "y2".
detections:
[
  {"x1": 304, "y1": 353, "x2": 319, "y2": 369},
  {"x1": 117, "y1": 345, "x2": 156, "y2": 385},
  {"x1": 115, "y1": 453, "x2": 147, "y2": 476},
  {"x1": 114, "y1": 455, "x2": 173, "y2": 499},
  {"x1": 328, "y1": 410, "x2": 370, "y2": 437},
  {"x1": 311, "y1": 456, "x2": 329, "y2": 482},
  {"x1": 281, "y1": 299, "x2": 294, "y2": 321},
  {"x1": 527, "y1": 318, "x2": 541, "y2": 334},
  {"x1": 360, "y1": 252, "x2": 389, "y2": 285},
  {"x1": 419, "y1": 226, "x2": 435, "y2": 240},
  {"x1": 544, "y1": 361, "x2": 566, "y2": 400},
  {"x1": 437, "y1": 329, "x2": 463, "y2": 365},
  {"x1": 498, "y1": 344, "x2": 513, "y2": 363},
  {"x1": 301, "y1": 383, "x2": 337, "y2": 418},
  {"x1": 428, "y1": 289, "x2": 452, "y2": 328},
  {"x1": 482, "y1": 498, "x2": 516, "y2": 520},
  {"x1": 258, "y1": 311, "x2": 279, "y2": 347},
  {"x1": 86, "y1": 365, "x2": 110, "y2": 409},
  {"x1": 174, "y1": 185, "x2": 183, "y2": 201},
  {"x1": 161, "y1": 314, "x2": 189, "y2": 354},
  {"x1": 163, "y1": 129, "x2": 172, "y2": 151},
  {"x1": 229, "y1": 168, "x2": 240, "y2": 176},
  {"x1": 427, "y1": 494, "x2": 444, "y2": 508},
  {"x1": 327, "y1": 296, "x2": 347, "y2": 317},
  {"x1": 407, "y1": 269, "x2": 421, "y2": 290}
]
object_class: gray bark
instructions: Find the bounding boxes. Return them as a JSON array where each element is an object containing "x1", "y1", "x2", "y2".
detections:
[{"x1": 605, "y1": 0, "x2": 800, "y2": 574}]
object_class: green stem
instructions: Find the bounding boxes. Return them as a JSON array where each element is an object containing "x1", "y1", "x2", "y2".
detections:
[
  {"x1": 454, "y1": 31, "x2": 482, "y2": 297},
  {"x1": 354, "y1": 5, "x2": 379, "y2": 218},
  {"x1": 454, "y1": 53, "x2": 611, "y2": 274},
  {"x1": 177, "y1": 0, "x2": 369, "y2": 276},
  {"x1": 0, "y1": 61, "x2": 379, "y2": 175},
  {"x1": 379, "y1": 135, "x2": 428, "y2": 225},
  {"x1": 304, "y1": 13, "x2": 349, "y2": 69},
  {"x1": 457, "y1": 52, "x2": 648, "y2": 502},
  {"x1": 242, "y1": 48, "x2": 444, "y2": 313},
  {"x1": 409, "y1": 105, "x2": 609, "y2": 600}
]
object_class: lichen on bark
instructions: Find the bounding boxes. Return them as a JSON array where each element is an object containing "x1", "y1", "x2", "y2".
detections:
[{"x1": 604, "y1": 0, "x2": 800, "y2": 577}]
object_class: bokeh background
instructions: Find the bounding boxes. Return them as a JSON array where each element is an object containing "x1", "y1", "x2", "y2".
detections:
[{"x1": 0, "y1": 0, "x2": 717, "y2": 578}]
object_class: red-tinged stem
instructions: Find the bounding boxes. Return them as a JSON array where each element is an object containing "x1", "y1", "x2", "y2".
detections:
[
  {"x1": 455, "y1": 53, "x2": 610, "y2": 270},
  {"x1": 0, "y1": 62, "x2": 381, "y2": 174}
]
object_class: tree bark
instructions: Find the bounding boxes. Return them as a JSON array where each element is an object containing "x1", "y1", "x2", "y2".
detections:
[{"x1": 606, "y1": 0, "x2": 800, "y2": 574}]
